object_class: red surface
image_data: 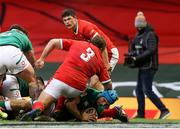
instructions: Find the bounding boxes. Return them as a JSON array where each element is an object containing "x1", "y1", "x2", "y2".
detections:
[
  {"x1": 124, "y1": 109, "x2": 159, "y2": 119},
  {"x1": 0, "y1": 0, "x2": 180, "y2": 64}
]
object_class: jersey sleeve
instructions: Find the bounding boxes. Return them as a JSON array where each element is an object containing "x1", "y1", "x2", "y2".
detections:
[
  {"x1": 22, "y1": 35, "x2": 33, "y2": 52},
  {"x1": 61, "y1": 39, "x2": 74, "y2": 51},
  {"x1": 83, "y1": 24, "x2": 98, "y2": 40}
]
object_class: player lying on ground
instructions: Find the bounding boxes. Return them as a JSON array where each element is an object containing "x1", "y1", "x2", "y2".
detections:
[
  {"x1": 0, "y1": 75, "x2": 44, "y2": 119},
  {"x1": 49, "y1": 87, "x2": 128, "y2": 122}
]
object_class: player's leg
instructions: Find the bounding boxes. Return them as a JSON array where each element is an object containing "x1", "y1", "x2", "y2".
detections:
[
  {"x1": 10, "y1": 99, "x2": 32, "y2": 112},
  {"x1": 4, "y1": 46, "x2": 38, "y2": 100},
  {"x1": 20, "y1": 90, "x2": 55, "y2": 121},
  {"x1": 16, "y1": 65, "x2": 38, "y2": 100},
  {"x1": 21, "y1": 78, "x2": 83, "y2": 121}
]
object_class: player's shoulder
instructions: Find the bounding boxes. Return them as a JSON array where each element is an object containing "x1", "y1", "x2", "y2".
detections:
[{"x1": 78, "y1": 19, "x2": 95, "y2": 26}]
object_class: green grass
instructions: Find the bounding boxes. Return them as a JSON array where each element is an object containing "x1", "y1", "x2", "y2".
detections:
[
  {"x1": 0, "y1": 119, "x2": 180, "y2": 128},
  {"x1": 130, "y1": 118, "x2": 180, "y2": 124},
  {"x1": 1, "y1": 118, "x2": 180, "y2": 124}
]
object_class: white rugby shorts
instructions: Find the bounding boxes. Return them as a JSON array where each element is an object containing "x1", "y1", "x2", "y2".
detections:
[
  {"x1": 0, "y1": 46, "x2": 30, "y2": 75},
  {"x1": 44, "y1": 78, "x2": 83, "y2": 99},
  {"x1": 2, "y1": 75, "x2": 22, "y2": 99}
]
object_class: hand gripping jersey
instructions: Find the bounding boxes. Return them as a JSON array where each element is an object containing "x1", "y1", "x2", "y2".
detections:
[{"x1": 53, "y1": 39, "x2": 111, "y2": 91}]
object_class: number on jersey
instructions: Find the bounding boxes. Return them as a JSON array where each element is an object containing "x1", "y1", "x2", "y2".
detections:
[{"x1": 80, "y1": 47, "x2": 95, "y2": 62}]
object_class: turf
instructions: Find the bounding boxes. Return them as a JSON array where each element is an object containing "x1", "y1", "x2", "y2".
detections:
[
  {"x1": 130, "y1": 118, "x2": 180, "y2": 124},
  {"x1": 0, "y1": 119, "x2": 180, "y2": 128}
]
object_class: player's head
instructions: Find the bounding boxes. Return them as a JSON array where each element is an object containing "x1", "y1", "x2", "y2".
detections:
[
  {"x1": 97, "y1": 90, "x2": 118, "y2": 106},
  {"x1": 61, "y1": 9, "x2": 77, "y2": 29},
  {"x1": 9, "y1": 24, "x2": 28, "y2": 36},
  {"x1": 134, "y1": 11, "x2": 147, "y2": 30}
]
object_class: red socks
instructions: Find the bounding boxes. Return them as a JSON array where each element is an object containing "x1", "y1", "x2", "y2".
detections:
[
  {"x1": 100, "y1": 108, "x2": 117, "y2": 118},
  {"x1": 32, "y1": 101, "x2": 44, "y2": 112}
]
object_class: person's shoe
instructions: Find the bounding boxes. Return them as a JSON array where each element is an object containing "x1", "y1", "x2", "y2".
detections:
[
  {"x1": 16, "y1": 110, "x2": 25, "y2": 120},
  {"x1": 133, "y1": 115, "x2": 145, "y2": 119},
  {"x1": 20, "y1": 109, "x2": 41, "y2": 121},
  {"x1": 113, "y1": 106, "x2": 129, "y2": 123},
  {"x1": 159, "y1": 110, "x2": 171, "y2": 119}
]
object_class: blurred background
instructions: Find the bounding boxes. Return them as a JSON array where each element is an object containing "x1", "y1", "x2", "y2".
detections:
[{"x1": 0, "y1": 0, "x2": 180, "y2": 119}]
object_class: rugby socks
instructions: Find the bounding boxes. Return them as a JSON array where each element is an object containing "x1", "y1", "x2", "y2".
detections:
[
  {"x1": 0, "y1": 101, "x2": 12, "y2": 111},
  {"x1": 54, "y1": 96, "x2": 66, "y2": 111},
  {"x1": 32, "y1": 101, "x2": 44, "y2": 112},
  {"x1": 99, "y1": 108, "x2": 117, "y2": 118}
]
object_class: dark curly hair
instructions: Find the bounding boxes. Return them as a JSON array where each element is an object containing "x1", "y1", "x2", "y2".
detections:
[
  {"x1": 9, "y1": 24, "x2": 28, "y2": 36},
  {"x1": 61, "y1": 8, "x2": 76, "y2": 18}
]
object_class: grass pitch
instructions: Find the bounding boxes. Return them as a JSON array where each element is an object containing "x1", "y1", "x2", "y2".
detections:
[{"x1": 0, "y1": 118, "x2": 180, "y2": 128}]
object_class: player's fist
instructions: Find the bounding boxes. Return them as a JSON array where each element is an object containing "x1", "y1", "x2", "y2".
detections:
[{"x1": 35, "y1": 59, "x2": 45, "y2": 69}]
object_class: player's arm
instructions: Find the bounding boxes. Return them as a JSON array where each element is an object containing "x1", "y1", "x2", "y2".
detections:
[
  {"x1": 35, "y1": 39, "x2": 62, "y2": 69},
  {"x1": 91, "y1": 35, "x2": 111, "y2": 71},
  {"x1": 65, "y1": 96, "x2": 96, "y2": 121},
  {"x1": 98, "y1": 58, "x2": 112, "y2": 90},
  {"x1": 40, "y1": 39, "x2": 62, "y2": 61},
  {"x1": 65, "y1": 96, "x2": 82, "y2": 120},
  {"x1": 90, "y1": 35, "x2": 106, "y2": 51},
  {"x1": 24, "y1": 49, "x2": 36, "y2": 67}
]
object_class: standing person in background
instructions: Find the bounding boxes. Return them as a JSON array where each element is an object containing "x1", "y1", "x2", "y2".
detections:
[
  {"x1": 61, "y1": 9, "x2": 119, "y2": 91},
  {"x1": 0, "y1": 24, "x2": 38, "y2": 100},
  {"x1": 20, "y1": 38, "x2": 112, "y2": 121},
  {"x1": 124, "y1": 11, "x2": 170, "y2": 119}
]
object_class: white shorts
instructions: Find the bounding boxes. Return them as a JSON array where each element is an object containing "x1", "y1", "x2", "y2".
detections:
[
  {"x1": 110, "y1": 48, "x2": 119, "y2": 71},
  {"x1": 0, "y1": 46, "x2": 30, "y2": 75},
  {"x1": 2, "y1": 75, "x2": 22, "y2": 99},
  {"x1": 44, "y1": 78, "x2": 83, "y2": 99}
]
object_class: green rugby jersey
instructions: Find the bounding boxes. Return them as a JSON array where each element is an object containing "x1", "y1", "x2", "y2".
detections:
[
  {"x1": 78, "y1": 88, "x2": 104, "y2": 115},
  {"x1": 0, "y1": 29, "x2": 32, "y2": 52},
  {"x1": 16, "y1": 77, "x2": 29, "y2": 97}
]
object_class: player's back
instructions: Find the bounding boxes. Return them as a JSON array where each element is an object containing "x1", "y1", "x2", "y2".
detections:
[
  {"x1": 0, "y1": 29, "x2": 32, "y2": 52},
  {"x1": 54, "y1": 41, "x2": 105, "y2": 91}
]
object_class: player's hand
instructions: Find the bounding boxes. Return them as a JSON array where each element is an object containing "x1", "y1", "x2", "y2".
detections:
[
  {"x1": 35, "y1": 59, "x2": 45, "y2": 69},
  {"x1": 81, "y1": 107, "x2": 97, "y2": 122},
  {"x1": 81, "y1": 111, "x2": 97, "y2": 122}
]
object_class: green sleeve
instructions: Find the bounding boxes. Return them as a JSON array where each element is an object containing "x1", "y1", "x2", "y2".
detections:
[
  {"x1": 22, "y1": 35, "x2": 33, "y2": 52},
  {"x1": 17, "y1": 77, "x2": 29, "y2": 97},
  {"x1": 97, "y1": 105, "x2": 105, "y2": 115}
]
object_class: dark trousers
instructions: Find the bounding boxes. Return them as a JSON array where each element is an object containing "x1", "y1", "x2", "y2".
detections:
[{"x1": 135, "y1": 69, "x2": 167, "y2": 117}]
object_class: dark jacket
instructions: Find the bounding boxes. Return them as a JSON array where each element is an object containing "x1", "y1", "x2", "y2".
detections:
[{"x1": 131, "y1": 24, "x2": 159, "y2": 70}]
